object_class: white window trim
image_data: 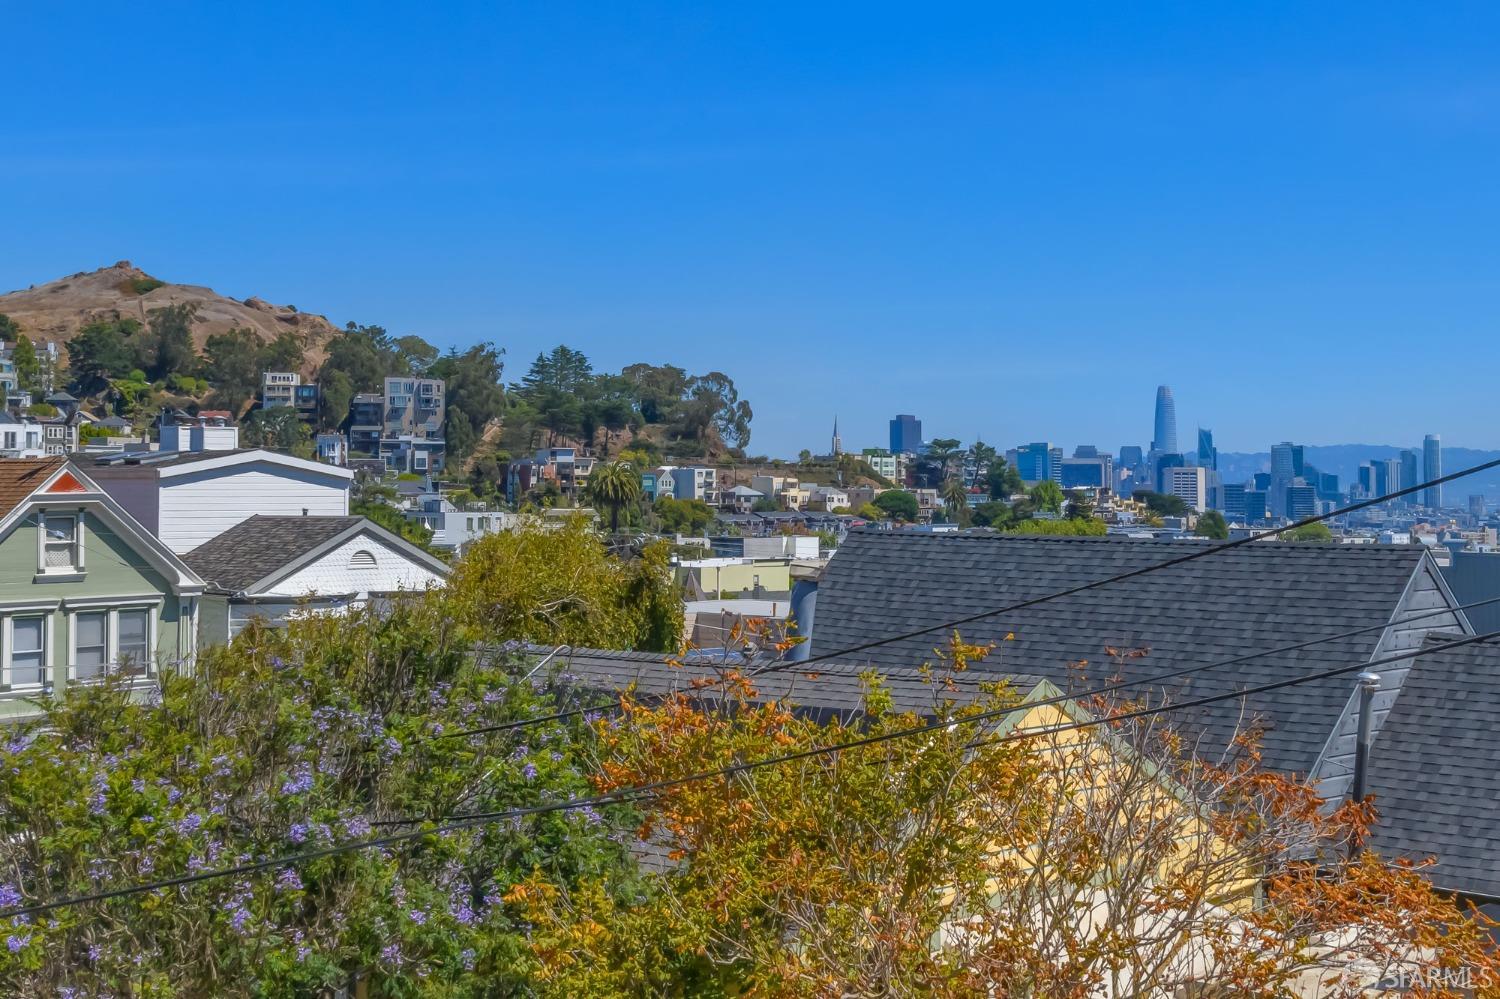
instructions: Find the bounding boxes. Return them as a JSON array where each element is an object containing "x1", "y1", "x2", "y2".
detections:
[
  {"x1": 35, "y1": 508, "x2": 86, "y2": 579},
  {"x1": 1, "y1": 611, "x2": 55, "y2": 694},
  {"x1": 65, "y1": 601, "x2": 160, "y2": 684}
]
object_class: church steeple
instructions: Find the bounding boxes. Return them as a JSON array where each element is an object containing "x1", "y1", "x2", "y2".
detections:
[{"x1": 831, "y1": 415, "x2": 842, "y2": 457}]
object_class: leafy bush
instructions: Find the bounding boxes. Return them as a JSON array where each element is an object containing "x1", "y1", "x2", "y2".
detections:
[{"x1": 118, "y1": 276, "x2": 166, "y2": 296}]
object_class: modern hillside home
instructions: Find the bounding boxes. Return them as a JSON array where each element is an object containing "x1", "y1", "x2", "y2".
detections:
[
  {"x1": 182, "y1": 515, "x2": 450, "y2": 643},
  {"x1": 0, "y1": 458, "x2": 205, "y2": 721}
]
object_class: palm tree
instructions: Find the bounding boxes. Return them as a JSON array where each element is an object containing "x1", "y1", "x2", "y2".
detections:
[
  {"x1": 587, "y1": 460, "x2": 642, "y2": 533},
  {"x1": 942, "y1": 477, "x2": 970, "y2": 523}
]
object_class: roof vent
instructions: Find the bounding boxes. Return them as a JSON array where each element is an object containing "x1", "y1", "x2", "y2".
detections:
[{"x1": 349, "y1": 549, "x2": 377, "y2": 570}]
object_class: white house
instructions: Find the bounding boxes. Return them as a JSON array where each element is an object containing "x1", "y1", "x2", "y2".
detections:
[
  {"x1": 76, "y1": 447, "x2": 353, "y2": 554},
  {"x1": 183, "y1": 515, "x2": 451, "y2": 643}
]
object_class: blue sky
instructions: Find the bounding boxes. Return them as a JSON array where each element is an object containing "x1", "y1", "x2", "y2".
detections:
[{"x1": 5, "y1": 3, "x2": 1500, "y2": 457}]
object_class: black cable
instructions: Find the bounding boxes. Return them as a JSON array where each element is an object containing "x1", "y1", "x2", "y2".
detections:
[
  {"x1": 752, "y1": 455, "x2": 1500, "y2": 674},
  {"x1": 420, "y1": 456, "x2": 1500, "y2": 735},
  {"x1": 9, "y1": 626, "x2": 1492, "y2": 922}
]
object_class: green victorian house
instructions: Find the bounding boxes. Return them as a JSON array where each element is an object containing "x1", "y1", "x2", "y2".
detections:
[{"x1": 0, "y1": 458, "x2": 204, "y2": 721}]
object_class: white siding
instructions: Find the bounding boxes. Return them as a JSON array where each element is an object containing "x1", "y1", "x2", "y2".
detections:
[
  {"x1": 261, "y1": 533, "x2": 446, "y2": 598},
  {"x1": 1311, "y1": 559, "x2": 1468, "y2": 801},
  {"x1": 159, "y1": 464, "x2": 350, "y2": 553}
]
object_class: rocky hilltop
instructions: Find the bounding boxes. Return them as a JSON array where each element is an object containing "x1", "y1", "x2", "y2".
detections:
[{"x1": 0, "y1": 261, "x2": 337, "y2": 371}]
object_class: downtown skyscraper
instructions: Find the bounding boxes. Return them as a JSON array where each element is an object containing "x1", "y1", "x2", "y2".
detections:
[
  {"x1": 1423, "y1": 434, "x2": 1443, "y2": 508},
  {"x1": 1152, "y1": 385, "x2": 1178, "y2": 454}
]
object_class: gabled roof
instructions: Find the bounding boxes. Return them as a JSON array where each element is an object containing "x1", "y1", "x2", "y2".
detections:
[
  {"x1": 0, "y1": 458, "x2": 204, "y2": 593},
  {"x1": 182, "y1": 514, "x2": 449, "y2": 594},
  {"x1": 1366, "y1": 635, "x2": 1500, "y2": 900},
  {"x1": 0, "y1": 458, "x2": 66, "y2": 519},
  {"x1": 812, "y1": 530, "x2": 1436, "y2": 775}
]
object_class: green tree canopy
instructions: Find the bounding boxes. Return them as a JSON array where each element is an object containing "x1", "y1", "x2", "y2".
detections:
[
  {"x1": 1030, "y1": 479, "x2": 1065, "y2": 513},
  {"x1": 1195, "y1": 509, "x2": 1230, "y2": 540},
  {"x1": 1283, "y1": 521, "x2": 1334, "y2": 542},
  {"x1": 873, "y1": 489, "x2": 920, "y2": 522},
  {"x1": 986, "y1": 460, "x2": 1024, "y2": 499},
  {"x1": 1133, "y1": 489, "x2": 1190, "y2": 518},
  {"x1": 653, "y1": 496, "x2": 715, "y2": 535},
  {"x1": 67, "y1": 319, "x2": 139, "y2": 395}
]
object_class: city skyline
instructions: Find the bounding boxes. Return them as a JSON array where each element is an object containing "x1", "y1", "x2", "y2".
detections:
[{"x1": 9, "y1": 6, "x2": 1500, "y2": 457}]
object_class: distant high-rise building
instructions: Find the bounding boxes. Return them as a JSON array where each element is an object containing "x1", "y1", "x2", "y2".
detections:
[
  {"x1": 1270, "y1": 442, "x2": 1297, "y2": 482},
  {"x1": 1423, "y1": 434, "x2": 1443, "y2": 508},
  {"x1": 1196, "y1": 428, "x2": 1217, "y2": 471},
  {"x1": 1151, "y1": 386, "x2": 1178, "y2": 454},
  {"x1": 1010, "y1": 442, "x2": 1062, "y2": 484},
  {"x1": 889, "y1": 414, "x2": 922, "y2": 455},
  {"x1": 1286, "y1": 484, "x2": 1317, "y2": 520},
  {"x1": 1060, "y1": 455, "x2": 1113, "y2": 489},
  {"x1": 1469, "y1": 495, "x2": 1487, "y2": 517},
  {"x1": 1163, "y1": 465, "x2": 1208, "y2": 512},
  {"x1": 1073, "y1": 444, "x2": 1099, "y2": 458},
  {"x1": 1214, "y1": 482, "x2": 1247, "y2": 519},
  {"x1": 1400, "y1": 450, "x2": 1420, "y2": 505},
  {"x1": 1243, "y1": 490, "x2": 1269, "y2": 523},
  {"x1": 1119, "y1": 445, "x2": 1144, "y2": 468},
  {"x1": 1252, "y1": 472, "x2": 1271, "y2": 491},
  {"x1": 1154, "y1": 452, "x2": 1185, "y2": 493},
  {"x1": 831, "y1": 416, "x2": 842, "y2": 457}
]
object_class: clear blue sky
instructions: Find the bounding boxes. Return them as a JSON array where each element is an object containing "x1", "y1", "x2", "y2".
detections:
[{"x1": 6, "y1": 3, "x2": 1500, "y2": 458}]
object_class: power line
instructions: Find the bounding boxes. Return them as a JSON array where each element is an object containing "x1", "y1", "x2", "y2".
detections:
[
  {"x1": 427, "y1": 451, "x2": 1500, "y2": 746},
  {"x1": 8, "y1": 626, "x2": 1495, "y2": 922},
  {"x1": 753, "y1": 454, "x2": 1500, "y2": 674}
]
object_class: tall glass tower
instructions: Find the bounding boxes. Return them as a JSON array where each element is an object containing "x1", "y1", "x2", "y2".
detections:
[
  {"x1": 1423, "y1": 434, "x2": 1442, "y2": 508},
  {"x1": 1151, "y1": 385, "x2": 1178, "y2": 454}
]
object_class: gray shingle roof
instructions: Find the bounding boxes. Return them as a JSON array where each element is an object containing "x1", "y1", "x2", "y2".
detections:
[
  {"x1": 552, "y1": 646, "x2": 1044, "y2": 720},
  {"x1": 182, "y1": 515, "x2": 362, "y2": 592},
  {"x1": 811, "y1": 530, "x2": 1431, "y2": 775},
  {"x1": 1365, "y1": 635, "x2": 1500, "y2": 900}
]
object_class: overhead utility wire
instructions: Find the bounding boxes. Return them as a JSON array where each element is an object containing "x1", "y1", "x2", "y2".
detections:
[
  {"x1": 8, "y1": 625, "x2": 1496, "y2": 922},
  {"x1": 435, "y1": 457, "x2": 1500, "y2": 740}
]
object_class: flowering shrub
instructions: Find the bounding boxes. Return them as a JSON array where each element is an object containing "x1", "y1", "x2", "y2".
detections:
[{"x1": 0, "y1": 591, "x2": 645, "y2": 996}]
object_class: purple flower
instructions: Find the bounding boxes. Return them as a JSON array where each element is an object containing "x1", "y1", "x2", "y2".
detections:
[
  {"x1": 270, "y1": 656, "x2": 286, "y2": 669},
  {"x1": 280, "y1": 764, "x2": 314, "y2": 796},
  {"x1": 343, "y1": 816, "x2": 372, "y2": 838},
  {"x1": 0, "y1": 885, "x2": 19, "y2": 909},
  {"x1": 131, "y1": 778, "x2": 146, "y2": 794},
  {"x1": 483, "y1": 689, "x2": 504, "y2": 704},
  {"x1": 176, "y1": 813, "x2": 203, "y2": 835},
  {"x1": 408, "y1": 908, "x2": 427, "y2": 925},
  {"x1": 380, "y1": 942, "x2": 402, "y2": 964},
  {"x1": 460, "y1": 947, "x2": 476, "y2": 970},
  {"x1": 453, "y1": 902, "x2": 477, "y2": 926},
  {"x1": 6, "y1": 934, "x2": 28, "y2": 953},
  {"x1": 88, "y1": 773, "x2": 108, "y2": 816},
  {"x1": 522, "y1": 762, "x2": 538, "y2": 781},
  {"x1": 275, "y1": 868, "x2": 303, "y2": 892},
  {"x1": 87, "y1": 943, "x2": 101, "y2": 962},
  {"x1": 288, "y1": 823, "x2": 310, "y2": 844}
]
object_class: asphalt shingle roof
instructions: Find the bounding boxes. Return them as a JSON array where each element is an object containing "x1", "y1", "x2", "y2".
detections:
[
  {"x1": 0, "y1": 457, "x2": 64, "y2": 520},
  {"x1": 182, "y1": 515, "x2": 361, "y2": 592},
  {"x1": 1365, "y1": 635, "x2": 1500, "y2": 900},
  {"x1": 810, "y1": 530, "x2": 1432, "y2": 775},
  {"x1": 551, "y1": 646, "x2": 1044, "y2": 720}
]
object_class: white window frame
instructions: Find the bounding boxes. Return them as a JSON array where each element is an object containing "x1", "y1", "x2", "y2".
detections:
[
  {"x1": 1, "y1": 609, "x2": 56, "y2": 693},
  {"x1": 36, "y1": 508, "x2": 86, "y2": 578},
  {"x1": 65, "y1": 600, "x2": 161, "y2": 684}
]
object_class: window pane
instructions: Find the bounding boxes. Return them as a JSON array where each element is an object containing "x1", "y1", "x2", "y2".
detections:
[
  {"x1": 9, "y1": 617, "x2": 45, "y2": 687},
  {"x1": 118, "y1": 610, "x2": 150, "y2": 672},
  {"x1": 74, "y1": 612, "x2": 107, "y2": 679}
]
